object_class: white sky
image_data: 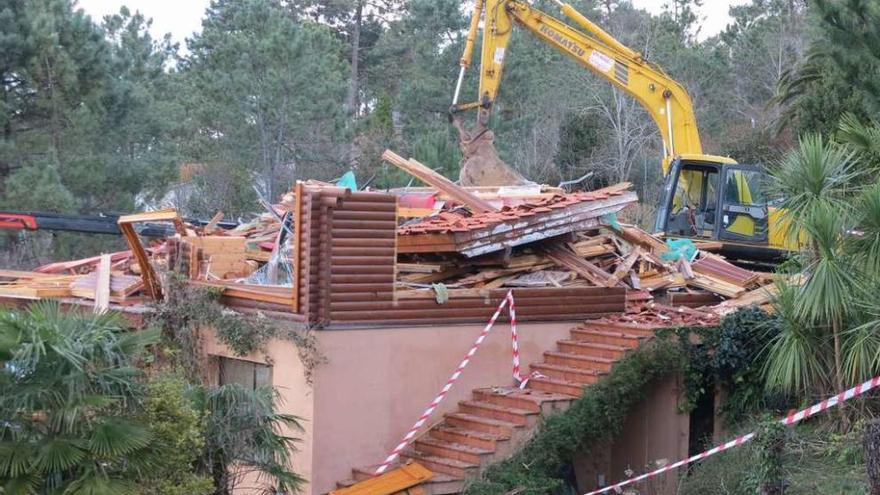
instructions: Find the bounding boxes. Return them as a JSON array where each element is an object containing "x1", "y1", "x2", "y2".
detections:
[{"x1": 75, "y1": 0, "x2": 750, "y2": 46}]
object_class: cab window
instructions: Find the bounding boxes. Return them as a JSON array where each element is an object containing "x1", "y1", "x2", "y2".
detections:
[
  {"x1": 667, "y1": 167, "x2": 719, "y2": 238},
  {"x1": 721, "y1": 169, "x2": 767, "y2": 241}
]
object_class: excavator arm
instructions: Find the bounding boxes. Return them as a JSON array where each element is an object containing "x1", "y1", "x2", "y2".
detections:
[{"x1": 452, "y1": 0, "x2": 704, "y2": 174}]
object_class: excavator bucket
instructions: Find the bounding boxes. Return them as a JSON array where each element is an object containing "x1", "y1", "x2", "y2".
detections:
[{"x1": 452, "y1": 115, "x2": 532, "y2": 187}]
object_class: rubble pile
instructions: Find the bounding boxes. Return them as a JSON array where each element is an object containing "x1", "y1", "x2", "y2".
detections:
[{"x1": 0, "y1": 150, "x2": 783, "y2": 321}]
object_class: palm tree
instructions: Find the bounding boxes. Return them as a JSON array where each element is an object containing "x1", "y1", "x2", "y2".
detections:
[
  {"x1": 189, "y1": 384, "x2": 305, "y2": 495},
  {"x1": 765, "y1": 119, "x2": 880, "y2": 405},
  {"x1": 0, "y1": 302, "x2": 159, "y2": 494},
  {"x1": 766, "y1": 134, "x2": 861, "y2": 397}
]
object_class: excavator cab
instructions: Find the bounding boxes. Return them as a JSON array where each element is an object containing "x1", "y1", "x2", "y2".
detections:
[{"x1": 655, "y1": 157, "x2": 782, "y2": 261}]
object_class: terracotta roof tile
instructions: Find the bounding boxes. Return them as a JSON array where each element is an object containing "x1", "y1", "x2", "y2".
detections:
[{"x1": 397, "y1": 185, "x2": 633, "y2": 236}]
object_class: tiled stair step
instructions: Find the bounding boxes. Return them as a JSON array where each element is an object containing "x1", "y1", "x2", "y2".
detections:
[
  {"x1": 544, "y1": 351, "x2": 615, "y2": 372},
  {"x1": 458, "y1": 400, "x2": 535, "y2": 426},
  {"x1": 444, "y1": 412, "x2": 520, "y2": 437},
  {"x1": 529, "y1": 376, "x2": 585, "y2": 397},
  {"x1": 557, "y1": 340, "x2": 628, "y2": 359},
  {"x1": 569, "y1": 328, "x2": 644, "y2": 347},
  {"x1": 414, "y1": 437, "x2": 493, "y2": 464},
  {"x1": 585, "y1": 320, "x2": 656, "y2": 336},
  {"x1": 430, "y1": 425, "x2": 509, "y2": 451},
  {"x1": 472, "y1": 387, "x2": 573, "y2": 414},
  {"x1": 400, "y1": 452, "x2": 477, "y2": 478},
  {"x1": 531, "y1": 362, "x2": 602, "y2": 384}
]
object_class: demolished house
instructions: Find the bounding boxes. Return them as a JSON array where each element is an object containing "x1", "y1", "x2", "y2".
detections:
[{"x1": 0, "y1": 150, "x2": 785, "y2": 495}]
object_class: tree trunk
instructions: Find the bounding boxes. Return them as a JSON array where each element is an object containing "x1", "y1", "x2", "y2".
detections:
[
  {"x1": 832, "y1": 318, "x2": 848, "y2": 427},
  {"x1": 346, "y1": 1, "x2": 362, "y2": 118},
  {"x1": 865, "y1": 419, "x2": 880, "y2": 495}
]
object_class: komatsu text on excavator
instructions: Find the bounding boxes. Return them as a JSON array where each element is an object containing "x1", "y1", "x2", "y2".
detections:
[{"x1": 449, "y1": 0, "x2": 798, "y2": 261}]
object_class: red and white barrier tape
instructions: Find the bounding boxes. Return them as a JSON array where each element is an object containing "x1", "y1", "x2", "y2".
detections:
[
  {"x1": 374, "y1": 290, "x2": 524, "y2": 475},
  {"x1": 586, "y1": 374, "x2": 880, "y2": 495}
]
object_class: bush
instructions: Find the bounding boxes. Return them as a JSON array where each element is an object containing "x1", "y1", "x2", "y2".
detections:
[{"x1": 139, "y1": 374, "x2": 214, "y2": 495}]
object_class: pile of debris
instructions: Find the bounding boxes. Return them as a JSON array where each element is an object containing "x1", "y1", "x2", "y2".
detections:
[
  {"x1": 0, "y1": 149, "x2": 782, "y2": 320},
  {"x1": 382, "y1": 147, "x2": 778, "y2": 314}
]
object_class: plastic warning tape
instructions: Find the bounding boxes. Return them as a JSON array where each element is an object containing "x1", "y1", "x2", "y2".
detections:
[
  {"x1": 585, "y1": 375, "x2": 880, "y2": 495},
  {"x1": 374, "y1": 290, "x2": 523, "y2": 475}
]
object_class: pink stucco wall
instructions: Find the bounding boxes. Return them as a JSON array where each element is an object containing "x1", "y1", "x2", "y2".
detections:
[
  {"x1": 201, "y1": 322, "x2": 690, "y2": 495},
  {"x1": 309, "y1": 321, "x2": 578, "y2": 494}
]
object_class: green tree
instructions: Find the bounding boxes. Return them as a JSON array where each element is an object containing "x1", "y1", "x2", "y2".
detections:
[
  {"x1": 764, "y1": 120, "x2": 880, "y2": 409},
  {"x1": 775, "y1": 0, "x2": 880, "y2": 135},
  {"x1": 0, "y1": 0, "x2": 109, "y2": 210},
  {"x1": 0, "y1": 302, "x2": 159, "y2": 494},
  {"x1": 182, "y1": 0, "x2": 348, "y2": 209},
  {"x1": 359, "y1": 0, "x2": 466, "y2": 183},
  {"x1": 98, "y1": 7, "x2": 184, "y2": 208}
]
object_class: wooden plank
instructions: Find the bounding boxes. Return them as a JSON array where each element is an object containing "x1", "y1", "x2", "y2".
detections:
[
  {"x1": 399, "y1": 266, "x2": 471, "y2": 284},
  {"x1": 382, "y1": 150, "x2": 497, "y2": 213},
  {"x1": 398, "y1": 206, "x2": 435, "y2": 218},
  {"x1": 605, "y1": 247, "x2": 641, "y2": 287},
  {"x1": 330, "y1": 462, "x2": 433, "y2": 495},
  {"x1": 34, "y1": 250, "x2": 133, "y2": 274},
  {"x1": 687, "y1": 273, "x2": 746, "y2": 298},
  {"x1": 572, "y1": 243, "x2": 616, "y2": 258},
  {"x1": 541, "y1": 244, "x2": 612, "y2": 287},
  {"x1": 612, "y1": 225, "x2": 668, "y2": 254},
  {"x1": 118, "y1": 208, "x2": 187, "y2": 235},
  {"x1": 118, "y1": 222, "x2": 162, "y2": 300},
  {"x1": 204, "y1": 211, "x2": 224, "y2": 233},
  {"x1": 0, "y1": 270, "x2": 55, "y2": 280},
  {"x1": 93, "y1": 254, "x2": 111, "y2": 313},
  {"x1": 397, "y1": 263, "x2": 448, "y2": 274},
  {"x1": 293, "y1": 181, "x2": 303, "y2": 313}
]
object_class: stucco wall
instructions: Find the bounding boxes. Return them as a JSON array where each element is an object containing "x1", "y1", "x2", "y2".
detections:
[{"x1": 309, "y1": 321, "x2": 578, "y2": 495}]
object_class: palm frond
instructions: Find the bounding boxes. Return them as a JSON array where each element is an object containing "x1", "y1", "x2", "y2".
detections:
[
  {"x1": 1, "y1": 472, "x2": 40, "y2": 495},
  {"x1": 837, "y1": 112, "x2": 880, "y2": 157},
  {"x1": 842, "y1": 319, "x2": 880, "y2": 384},
  {"x1": 0, "y1": 441, "x2": 35, "y2": 478},
  {"x1": 763, "y1": 279, "x2": 829, "y2": 395},
  {"x1": 64, "y1": 472, "x2": 140, "y2": 495},
  {"x1": 768, "y1": 133, "x2": 861, "y2": 240},
  {"x1": 796, "y1": 204, "x2": 861, "y2": 324},
  {"x1": 32, "y1": 438, "x2": 87, "y2": 474},
  {"x1": 851, "y1": 182, "x2": 880, "y2": 275},
  {"x1": 88, "y1": 419, "x2": 153, "y2": 458}
]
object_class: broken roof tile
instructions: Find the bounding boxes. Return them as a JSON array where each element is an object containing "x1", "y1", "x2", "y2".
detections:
[{"x1": 397, "y1": 184, "x2": 635, "y2": 237}]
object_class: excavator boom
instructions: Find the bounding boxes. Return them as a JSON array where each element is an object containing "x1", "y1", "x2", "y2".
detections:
[
  {"x1": 451, "y1": 0, "x2": 798, "y2": 257},
  {"x1": 455, "y1": 0, "x2": 705, "y2": 174}
]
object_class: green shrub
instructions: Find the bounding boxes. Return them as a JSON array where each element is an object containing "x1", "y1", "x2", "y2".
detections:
[{"x1": 140, "y1": 374, "x2": 214, "y2": 495}]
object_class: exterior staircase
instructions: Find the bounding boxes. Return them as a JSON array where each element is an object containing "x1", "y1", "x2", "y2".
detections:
[{"x1": 335, "y1": 320, "x2": 656, "y2": 494}]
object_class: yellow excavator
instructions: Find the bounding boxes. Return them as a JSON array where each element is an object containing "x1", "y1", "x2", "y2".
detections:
[{"x1": 449, "y1": 0, "x2": 799, "y2": 261}]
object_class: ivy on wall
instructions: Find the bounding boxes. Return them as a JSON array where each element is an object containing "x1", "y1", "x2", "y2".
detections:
[
  {"x1": 656, "y1": 307, "x2": 786, "y2": 424},
  {"x1": 464, "y1": 307, "x2": 780, "y2": 495},
  {"x1": 464, "y1": 339, "x2": 687, "y2": 495},
  {"x1": 150, "y1": 275, "x2": 326, "y2": 384}
]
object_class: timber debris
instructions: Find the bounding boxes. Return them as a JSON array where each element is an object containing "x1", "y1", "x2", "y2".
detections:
[{"x1": 0, "y1": 149, "x2": 779, "y2": 322}]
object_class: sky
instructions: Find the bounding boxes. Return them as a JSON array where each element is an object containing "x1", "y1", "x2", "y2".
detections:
[{"x1": 76, "y1": 0, "x2": 750, "y2": 46}]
